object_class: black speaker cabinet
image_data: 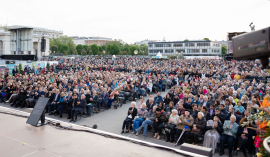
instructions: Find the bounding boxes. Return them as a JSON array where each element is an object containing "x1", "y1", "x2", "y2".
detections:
[{"x1": 180, "y1": 143, "x2": 212, "y2": 157}]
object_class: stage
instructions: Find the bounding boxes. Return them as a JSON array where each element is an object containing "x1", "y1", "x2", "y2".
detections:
[{"x1": 0, "y1": 106, "x2": 205, "y2": 157}]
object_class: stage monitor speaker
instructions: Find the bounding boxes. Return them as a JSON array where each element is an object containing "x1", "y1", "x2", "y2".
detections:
[
  {"x1": 41, "y1": 37, "x2": 46, "y2": 52},
  {"x1": 26, "y1": 97, "x2": 49, "y2": 126},
  {"x1": 180, "y1": 143, "x2": 212, "y2": 157}
]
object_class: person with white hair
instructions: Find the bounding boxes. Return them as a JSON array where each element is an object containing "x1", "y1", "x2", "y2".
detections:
[
  {"x1": 200, "y1": 95, "x2": 210, "y2": 109},
  {"x1": 121, "y1": 101, "x2": 137, "y2": 134},
  {"x1": 132, "y1": 103, "x2": 148, "y2": 134},
  {"x1": 190, "y1": 112, "x2": 206, "y2": 145},
  {"x1": 219, "y1": 115, "x2": 239, "y2": 157},
  {"x1": 165, "y1": 109, "x2": 179, "y2": 142}
]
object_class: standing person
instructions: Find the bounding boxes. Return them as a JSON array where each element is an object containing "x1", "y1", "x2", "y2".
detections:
[
  {"x1": 121, "y1": 101, "x2": 137, "y2": 134},
  {"x1": 12, "y1": 66, "x2": 18, "y2": 76}
]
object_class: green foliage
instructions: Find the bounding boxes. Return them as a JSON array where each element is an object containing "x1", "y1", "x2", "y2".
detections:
[
  {"x1": 203, "y1": 38, "x2": 210, "y2": 41},
  {"x1": 83, "y1": 45, "x2": 88, "y2": 50},
  {"x1": 60, "y1": 44, "x2": 69, "y2": 55},
  {"x1": 122, "y1": 46, "x2": 130, "y2": 53},
  {"x1": 222, "y1": 46, "x2": 227, "y2": 55},
  {"x1": 18, "y1": 64, "x2": 23, "y2": 74},
  {"x1": 51, "y1": 45, "x2": 58, "y2": 53},
  {"x1": 101, "y1": 45, "x2": 106, "y2": 52},
  {"x1": 46, "y1": 62, "x2": 50, "y2": 71},
  {"x1": 139, "y1": 44, "x2": 148, "y2": 54},
  {"x1": 105, "y1": 39, "x2": 124, "y2": 49},
  {"x1": 91, "y1": 44, "x2": 99, "y2": 55},
  {"x1": 106, "y1": 44, "x2": 112, "y2": 53},
  {"x1": 81, "y1": 49, "x2": 87, "y2": 56},
  {"x1": 49, "y1": 36, "x2": 75, "y2": 52},
  {"x1": 110, "y1": 44, "x2": 120, "y2": 55},
  {"x1": 76, "y1": 44, "x2": 83, "y2": 55},
  {"x1": 130, "y1": 45, "x2": 140, "y2": 55},
  {"x1": 183, "y1": 39, "x2": 189, "y2": 41},
  {"x1": 73, "y1": 50, "x2": 78, "y2": 55}
]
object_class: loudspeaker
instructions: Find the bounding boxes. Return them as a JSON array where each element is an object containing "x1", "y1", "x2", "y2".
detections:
[
  {"x1": 41, "y1": 37, "x2": 46, "y2": 52},
  {"x1": 180, "y1": 143, "x2": 212, "y2": 157}
]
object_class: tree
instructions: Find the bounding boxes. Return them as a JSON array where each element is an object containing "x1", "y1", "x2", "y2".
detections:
[
  {"x1": 203, "y1": 38, "x2": 210, "y2": 41},
  {"x1": 122, "y1": 46, "x2": 130, "y2": 53},
  {"x1": 91, "y1": 44, "x2": 99, "y2": 55},
  {"x1": 60, "y1": 44, "x2": 69, "y2": 55},
  {"x1": 106, "y1": 44, "x2": 112, "y2": 53},
  {"x1": 76, "y1": 44, "x2": 83, "y2": 55},
  {"x1": 46, "y1": 62, "x2": 50, "y2": 71},
  {"x1": 130, "y1": 45, "x2": 140, "y2": 55},
  {"x1": 183, "y1": 39, "x2": 189, "y2": 41},
  {"x1": 81, "y1": 49, "x2": 87, "y2": 56},
  {"x1": 18, "y1": 63, "x2": 23, "y2": 74},
  {"x1": 49, "y1": 36, "x2": 75, "y2": 52},
  {"x1": 51, "y1": 45, "x2": 58, "y2": 53},
  {"x1": 83, "y1": 45, "x2": 88, "y2": 50},
  {"x1": 139, "y1": 44, "x2": 148, "y2": 55},
  {"x1": 101, "y1": 45, "x2": 106, "y2": 52},
  {"x1": 222, "y1": 46, "x2": 227, "y2": 55},
  {"x1": 105, "y1": 39, "x2": 125, "y2": 49},
  {"x1": 87, "y1": 45, "x2": 92, "y2": 55},
  {"x1": 73, "y1": 50, "x2": 78, "y2": 55},
  {"x1": 110, "y1": 44, "x2": 120, "y2": 55}
]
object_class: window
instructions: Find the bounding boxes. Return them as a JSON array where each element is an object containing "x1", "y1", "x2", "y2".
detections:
[
  {"x1": 149, "y1": 50, "x2": 163, "y2": 53},
  {"x1": 202, "y1": 49, "x2": 207, "y2": 53},
  {"x1": 187, "y1": 49, "x2": 199, "y2": 53},
  {"x1": 165, "y1": 49, "x2": 173, "y2": 53},
  {"x1": 190, "y1": 43, "x2": 194, "y2": 46},
  {"x1": 185, "y1": 43, "x2": 189, "y2": 46},
  {"x1": 155, "y1": 43, "x2": 163, "y2": 47},
  {"x1": 173, "y1": 43, "x2": 183, "y2": 47},
  {"x1": 175, "y1": 49, "x2": 185, "y2": 53},
  {"x1": 164, "y1": 44, "x2": 171, "y2": 47},
  {"x1": 148, "y1": 44, "x2": 153, "y2": 47}
]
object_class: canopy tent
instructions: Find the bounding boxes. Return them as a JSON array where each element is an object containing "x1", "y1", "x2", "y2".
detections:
[{"x1": 151, "y1": 52, "x2": 167, "y2": 59}]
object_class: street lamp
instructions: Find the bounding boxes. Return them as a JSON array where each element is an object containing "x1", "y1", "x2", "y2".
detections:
[
  {"x1": 102, "y1": 50, "x2": 105, "y2": 59},
  {"x1": 176, "y1": 51, "x2": 178, "y2": 60},
  {"x1": 134, "y1": 50, "x2": 138, "y2": 60}
]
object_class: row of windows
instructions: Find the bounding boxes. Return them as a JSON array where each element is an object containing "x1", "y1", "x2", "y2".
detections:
[
  {"x1": 149, "y1": 49, "x2": 220, "y2": 54},
  {"x1": 212, "y1": 49, "x2": 220, "y2": 52},
  {"x1": 149, "y1": 42, "x2": 211, "y2": 47},
  {"x1": 213, "y1": 44, "x2": 220, "y2": 47}
]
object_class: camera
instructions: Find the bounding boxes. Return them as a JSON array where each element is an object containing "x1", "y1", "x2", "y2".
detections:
[{"x1": 233, "y1": 26, "x2": 270, "y2": 69}]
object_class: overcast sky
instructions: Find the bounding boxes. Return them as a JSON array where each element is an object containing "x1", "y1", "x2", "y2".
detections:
[{"x1": 1, "y1": 0, "x2": 270, "y2": 44}]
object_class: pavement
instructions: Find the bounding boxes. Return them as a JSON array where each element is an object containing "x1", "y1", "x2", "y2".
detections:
[{"x1": 0, "y1": 89, "x2": 247, "y2": 157}]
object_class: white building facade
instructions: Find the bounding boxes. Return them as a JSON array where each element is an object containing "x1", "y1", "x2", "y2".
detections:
[
  {"x1": 0, "y1": 25, "x2": 63, "y2": 58},
  {"x1": 148, "y1": 40, "x2": 222, "y2": 56}
]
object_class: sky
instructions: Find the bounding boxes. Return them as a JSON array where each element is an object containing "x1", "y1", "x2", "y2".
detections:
[{"x1": 0, "y1": 0, "x2": 270, "y2": 44}]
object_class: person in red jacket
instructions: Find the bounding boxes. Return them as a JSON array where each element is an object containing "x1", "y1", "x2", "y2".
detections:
[{"x1": 230, "y1": 72, "x2": 235, "y2": 80}]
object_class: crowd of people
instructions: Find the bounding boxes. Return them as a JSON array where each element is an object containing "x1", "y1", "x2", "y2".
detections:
[{"x1": 0, "y1": 56, "x2": 269, "y2": 157}]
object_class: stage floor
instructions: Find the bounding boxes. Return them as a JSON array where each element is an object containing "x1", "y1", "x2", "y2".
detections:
[{"x1": 0, "y1": 107, "x2": 201, "y2": 157}]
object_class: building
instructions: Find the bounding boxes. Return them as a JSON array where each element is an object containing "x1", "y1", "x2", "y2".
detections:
[
  {"x1": 72, "y1": 36, "x2": 112, "y2": 46},
  {"x1": 134, "y1": 39, "x2": 157, "y2": 46},
  {"x1": 0, "y1": 25, "x2": 63, "y2": 58},
  {"x1": 148, "y1": 40, "x2": 222, "y2": 56},
  {"x1": 226, "y1": 32, "x2": 246, "y2": 53}
]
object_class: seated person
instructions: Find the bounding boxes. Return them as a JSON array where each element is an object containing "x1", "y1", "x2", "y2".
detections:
[
  {"x1": 190, "y1": 104, "x2": 198, "y2": 119},
  {"x1": 146, "y1": 98, "x2": 155, "y2": 111},
  {"x1": 132, "y1": 103, "x2": 148, "y2": 134},
  {"x1": 166, "y1": 101, "x2": 175, "y2": 116},
  {"x1": 175, "y1": 109, "x2": 194, "y2": 145},
  {"x1": 165, "y1": 109, "x2": 179, "y2": 143},
  {"x1": 219, "y1": 115, "x2": 239, "y2": 157},
  {"x1": 153, "y1": 107, "x2": 167, "y2": 140},
  {"x1": 121, "y1": 101, "x2": 137, "y2": 134},
  {"x1": 190, "y1": 112, "x2": 206, "y2": 145},
  {"x1": 234, "y1": 117, "x2": 255, "y2": 157},
  {"x1": 234, "y1": 100, "x2": 245, "y2": 116},
  {"x1": 163, "y1": 94, "x2": 172, "y2": 108},
  {"x1": 86, "y1": 90, "x2": 99, "y2": 117},
  {"x1": 208, "y1": 104, "x2": 215, "y2": 119},
  {"x1": 70, "y1": 94, "x2": 86, "y2": 123},
  {"x1": 48, "y1": 90, "x2": 60, "y2": 115},
  {"x1": 201, "y1": 106, "x2": 210, "y2": 121},
  {"x1": 203, "y1": 115, "x2": 223, "y2": 155},
  {"x1": 54, "y1": 92, "x2": 66, "y2": 118},
  {"x1": 98, "y1": 88, "x2": 109, "y2": 113},
  {"x1": 14, "y1": 88, "x2": 28, "y2": 108},
  {"x1": 136, "y1": 106, "x2": 157, "y2": 138},
  {"x1": 154, "y1": 92, "x2": 163, "y2": 105},
  {"x1": 65, "y1": 91, "x2": 74, "y2": 119}
]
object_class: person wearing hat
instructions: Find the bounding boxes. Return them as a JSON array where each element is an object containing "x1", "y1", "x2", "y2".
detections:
[{"x1": 175, "y1": 109, "x2": 194, "y2": 145}]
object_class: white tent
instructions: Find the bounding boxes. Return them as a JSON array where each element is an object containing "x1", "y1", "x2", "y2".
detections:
[{"x1": 156, "y1": 52, "x2": 162, "y2": 57}]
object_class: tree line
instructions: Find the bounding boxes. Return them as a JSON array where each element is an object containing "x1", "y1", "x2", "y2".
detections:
[{"x1": 49, "y1": 37, "x2": 148, "y2": 56}]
